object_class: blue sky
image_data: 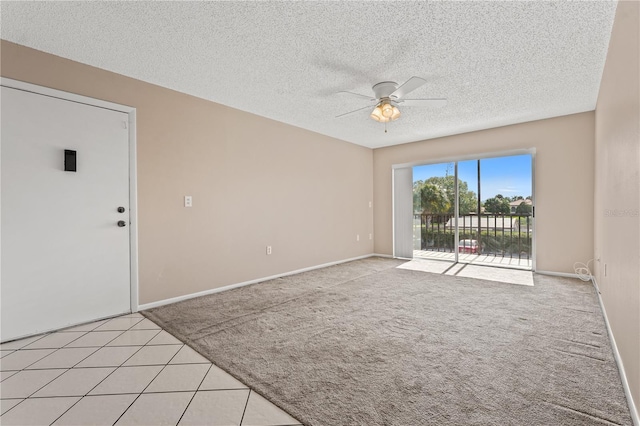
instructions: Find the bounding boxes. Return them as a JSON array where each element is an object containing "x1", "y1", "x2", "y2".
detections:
[{"x1": 413, "y1": 154, "x2": 532, "y2": 201}]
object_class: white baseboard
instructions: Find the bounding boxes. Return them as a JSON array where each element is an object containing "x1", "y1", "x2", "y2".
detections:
[
  {"x1": 592, "y1": 276, "x2": 639, "y2": 426},
  {"x1": 138, "y1": 253, "x2": 378, "y2": 311},
  {"x1": 535, "y1": 270, "x2": 581, "y2": 279}
]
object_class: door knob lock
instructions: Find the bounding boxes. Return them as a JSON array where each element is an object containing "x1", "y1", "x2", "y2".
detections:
[
  {"x1": 117, "y1": 220, "x2": 127, "y2": 227},
  {"x1": 117, "y1": 207, "x2": 125, "y2": 213}
]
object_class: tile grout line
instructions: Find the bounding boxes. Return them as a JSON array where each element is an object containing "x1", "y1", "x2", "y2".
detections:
[
  {"x1": 0, "y1": 328, "x2": 103, "y2": 416},
  {"x1": 0, "y1": 371, "x2": 19, "y2": 384},
  {"x1": 6, "y1": 356, "x2": 202, "y2": 373},
  {"x1": 110, "y1": 337, "x2": 186, "y2": 426},
  {"x1": 46, "y1": 319, "x2": 158, "y2": 425},
  {"x1": 0, "y1": 312, "x2": 120, "y2": 348},
  {"x1": 24, "y1": 387, "x2": 251, "y2": 400},
  {"x1": 174, "y1": 363, "x2": 214, "y2": 425},
  {"x1": 0, "y1": 315, "x2": 144, "y2": 419},
  {"x1": 1, "y1": 316, "x2": 173, "y2": 422},
  {"x1": 0, "y1": 398, "x2": 26, "y2": 418},
  {"x1": 0, "y1": 343, "x2": 106, "y2": 413},
  {"x1": 21, "y1": 337, "x2": 105, "y2": 372},
  {"x1": 2, "y1": 316, "x2": 269, "y2": 425},
  {"x1": 0, "y1": 329, "x2": 50, "y2": 350},
  {"x1": 60, "y1": 327, "x2": 160, "y2": 394},
  {"x1": 13, "y1": 341, "x2": 186, "y2": 352},
  {"x1": 3, "y1": 329, "x2": 91, "y2": 369},
  {"x1": 0, "y1": 319, "x2": 132, "y2": 418},
  {"x1": 239, "y1": 389, "x2": 252, "y2": 426},
  {"x1": 54, "y1": 313, "x2": 143, "y2": 333},
  {"x1": 0, "y1": 330, "x2": 99, "y2": 410}
]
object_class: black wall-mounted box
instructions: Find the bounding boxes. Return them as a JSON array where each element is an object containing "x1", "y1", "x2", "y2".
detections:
[{"x1": 64, "y1": 150, "x2": 77, "y2": 172}]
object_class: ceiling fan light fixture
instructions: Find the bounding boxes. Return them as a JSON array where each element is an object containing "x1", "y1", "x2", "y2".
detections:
[
  {"x1": 338, "y1": 76, "x2": 445, "y2": 128},
  {"x1": 370, "y1": 105, "x2": 389, "y2": 122},
  {"x1": 370, "y1": 102, "x2": 400, "y2": 123},
  {"x1": 381, "y1": 102, "x2": 394, "y2": 118},
  {"x1": 390, "y1": 105, "x2": 401, "y2": 121}
]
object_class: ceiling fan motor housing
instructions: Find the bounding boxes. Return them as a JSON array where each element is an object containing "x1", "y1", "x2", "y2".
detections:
[
  {"x1": 372, "y1": 81, "x2": 399, "y2": 100},
  {"x1": 335, "y1": 76, "x2": 444, "y2": 123}
]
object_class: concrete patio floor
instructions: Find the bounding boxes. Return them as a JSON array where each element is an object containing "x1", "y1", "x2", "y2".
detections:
[{"x1": 413, "y1": 250, "x2": 532, "y2": 270}]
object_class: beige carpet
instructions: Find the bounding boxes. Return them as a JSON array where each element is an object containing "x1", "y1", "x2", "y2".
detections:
[{"x1": 143, "y1": 257, "x2": 632, "y2": 426}]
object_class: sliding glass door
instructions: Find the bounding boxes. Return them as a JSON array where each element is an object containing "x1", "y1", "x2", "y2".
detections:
[
  {"x1": 474, "y1": 155, "x2": 533, "y2": 268},
  {"x1": 412, "y1": 162, "x2": 456, "y2": 255},
  {"x1": 410, "y1": 153, "x2": 533, "y2": 270}
]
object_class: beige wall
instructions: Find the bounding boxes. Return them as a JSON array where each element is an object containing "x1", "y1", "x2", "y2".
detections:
[
  {"x1": 594, "y1": 0, "x2": 640, "y2": 415},
  {"x1": 1, "y1": 11, "x2": 638, "y2": 415},
  {"x1": 373, "y1": 112, "x2": 596, "y2": 274},
  {"x1": 0, "y1": 40, "x2": 374, "y2": 305}
]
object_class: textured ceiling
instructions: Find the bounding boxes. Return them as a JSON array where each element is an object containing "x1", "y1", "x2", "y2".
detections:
[{"x1": 0, "y1": 1, "x2": 617, "y2": 149}]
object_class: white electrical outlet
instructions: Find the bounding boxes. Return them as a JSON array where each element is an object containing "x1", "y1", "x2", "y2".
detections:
[
  {"x1": 369, "y1": 233, "x2": 372, "y2": 240},
  {"x1": 184, "y1": 196, "x2": 192, "y2": 207},
  {"x1": 356, "y1": 234, "x2": 360, "y2": 241},
  {"x1": 369, "y1": 201, "x2": 372, "y2": 208},
  {"x1": 266, "y1": 246, "x2": 272, "y2": 255}
]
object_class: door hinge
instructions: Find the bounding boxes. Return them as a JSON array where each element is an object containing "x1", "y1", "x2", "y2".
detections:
[{"x1": 122, "y1": 121, "x2": 128, "y2": 129}]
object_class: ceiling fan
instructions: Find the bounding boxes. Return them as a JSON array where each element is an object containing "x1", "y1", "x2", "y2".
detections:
[{"x1": 336, "y1": 76, "x2": 447, "y2": 127}]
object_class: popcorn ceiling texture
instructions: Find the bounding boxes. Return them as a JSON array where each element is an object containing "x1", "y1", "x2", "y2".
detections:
[{"x1": 0, "y1": 1, "x2": 617, "y2": 148}]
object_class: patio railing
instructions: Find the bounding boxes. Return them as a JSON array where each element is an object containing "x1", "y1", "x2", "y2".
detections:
[{"x1": 413, "y1": 213, "x2": 532, "y2": 260}]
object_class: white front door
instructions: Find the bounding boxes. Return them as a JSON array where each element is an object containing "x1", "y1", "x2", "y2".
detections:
[{"x1": 1, "y1": 86, "x2": 131, "y2": 341}]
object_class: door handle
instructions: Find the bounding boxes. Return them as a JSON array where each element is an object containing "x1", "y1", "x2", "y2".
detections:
[{"x1": 117, "y1": 221, "x2": 127, "y2": 227}]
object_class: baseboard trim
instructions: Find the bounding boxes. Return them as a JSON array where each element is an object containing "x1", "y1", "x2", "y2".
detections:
[
  {"x1": 592, "y1": 276, "x2": 639, "y2": 426},
  {"x1": 534, "y1": 270, "x2": 581, "y2": 279},
  {"x1": 138, "y1": 253, "x2": 378, "y2": 311}
]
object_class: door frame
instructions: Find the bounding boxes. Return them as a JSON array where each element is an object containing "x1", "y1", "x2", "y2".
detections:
[
  {"x1": 1, "y1": 77, "x2": 139, "y2": 312},
  {"x1": 393, "y1": 148, "x2": 536, "y2": 271},
  {"x1": 392, "y1": 167, "x2": 414, "y2": 259}
]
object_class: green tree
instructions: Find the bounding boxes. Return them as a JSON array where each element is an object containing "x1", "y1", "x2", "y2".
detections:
[
  {"x1": 515, "y1": 201, "x2": 532, "y2": 215},
  {"x1": 483, "y1": 196, "x2": 510, "y2": 214},
  {"x1": 457, "y1": 182, "x2": 478, "y2": 214},
  {"x1": 414, "y1": 176, "x2": 478, "y2": 214},
  {"x1": 414, "y1": 181, "x2": 450, "y2": 213}
]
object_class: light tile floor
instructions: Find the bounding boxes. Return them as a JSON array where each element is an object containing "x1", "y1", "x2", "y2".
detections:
[{"x1": 0, "y1": 313, "x2": 301, "y2": 426}]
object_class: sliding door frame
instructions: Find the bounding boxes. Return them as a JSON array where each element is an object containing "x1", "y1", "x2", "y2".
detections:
[
  {"x1": 392, "y1": 167, "x2": 414, "y2": 259},
  {"x1": 393, "y1": 148, "x2": 536, "y2": 271},
  {"x1": 454, "y1": 162, "x2": 460, "y2": 263}
]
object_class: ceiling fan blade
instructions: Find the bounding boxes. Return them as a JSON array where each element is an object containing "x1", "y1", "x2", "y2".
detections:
[
  {"x1": 390, "y1": 76, "x2": 427, "y2": 100},
  {"x1": 399, "y1": 98, "x2": 447, "y2": 107},
  {"x1": 335, "y1": 104, "x2": 375, "y2": 118},
  {"x1": 337, "y1": 91, "x2": 376, "y2": 101}
]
